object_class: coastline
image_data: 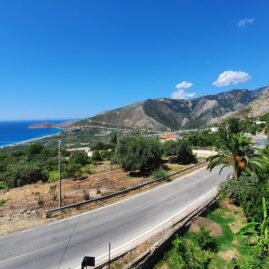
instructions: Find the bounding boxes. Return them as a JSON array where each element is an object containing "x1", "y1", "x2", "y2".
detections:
[{"x1": 0, "y1": 130, "x2": 61, "y2": 149}]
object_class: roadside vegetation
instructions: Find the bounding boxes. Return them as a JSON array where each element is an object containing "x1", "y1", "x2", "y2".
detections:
[
  {"x1": 154, "y1": 116, "x2": 269, "y2": 269},
  {"x1": 0, "y1": 133, "x2": 199, "y2": 190}
]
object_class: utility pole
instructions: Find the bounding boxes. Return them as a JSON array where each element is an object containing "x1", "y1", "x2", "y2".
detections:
[{"x1": 58, "y1": 140, "x2": 62, "y2": 208}]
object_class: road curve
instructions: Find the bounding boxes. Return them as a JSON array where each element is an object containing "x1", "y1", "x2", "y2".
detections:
[{"x1": 0, "y1": 166, "x2": 231, "y2": 269}]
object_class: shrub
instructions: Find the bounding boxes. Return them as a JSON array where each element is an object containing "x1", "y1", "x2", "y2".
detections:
[
  {"x1": 69, "y1": 151, "x2": 88, "y2": 166},
  {"x1": 82, "y1": 189, "x2": 90, "y2": 201},
  {"x1": 7, "y1": 163, "x2": 49, "y2": 187},
  {"x1": 114, "y1": 136, "x2": 161, "y2": 172},
  {"x1": 173, "y1": 237, "x2": 211, "y2": 269},
  {"x1": 91, "y1": 140, "x2": 114, "y2": 151},
  {"x1": 27, "y1": 144, "x2": 45, "y2": 156},
  {"x1": 49, "y1": 185, "x2": 57, "y2": 201},
  {"x1": 191, "y1": 225, "x2": 218, "y2": 252},
  {"x1": 152, "y1": 168, "x2": 168, "y2": 179},
  {"x1": 0, "y1": 199, "x2": 7, "y2": 206},
  {"x1": 220, "y1": 172, "x2": 267, "y2": 222},
  {"x1": 0, "y1": 181, "x2": 8, "y2": 190},
  {"x1": 91, "y1": 151, "x2": 103, "y2": 163},
  {"x1": 64, "y1": 162, "x2": 83, "y2": 179},
  {"x1": 48, "y1": 171, "x2": 59, "y2": 183},
  {"x1": 169, "y1": 141, "x2": 197, "y2": 165},
  {"x1": 35, "y1": 195, "x2": 44, "y2": 206},
  {"x1": 162, "y1": 140, "x2": 178, "y2": 157}
]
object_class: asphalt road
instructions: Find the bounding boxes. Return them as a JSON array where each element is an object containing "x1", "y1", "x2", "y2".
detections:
[{"x1": 0, "y1": 166, "x2": 231, "y2": 269}]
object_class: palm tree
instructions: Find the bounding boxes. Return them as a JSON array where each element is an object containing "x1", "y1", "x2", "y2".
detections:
[{"x1": 207, "y1": 133, "x2": 266, "y2": 178}]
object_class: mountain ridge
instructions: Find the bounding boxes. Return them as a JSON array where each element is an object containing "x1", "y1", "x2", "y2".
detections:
[{"x1": 79, "y1": 86, "x2": 268, "y2": 131}]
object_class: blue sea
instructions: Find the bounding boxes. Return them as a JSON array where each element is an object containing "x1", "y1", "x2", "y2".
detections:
[{"x1": 0, "y1": 120, "x2": 63, "y2": 147}]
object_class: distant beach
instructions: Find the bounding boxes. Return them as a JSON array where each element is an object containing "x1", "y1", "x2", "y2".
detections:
[{"x1": 0, "y1": 120, "x2": 63, "y2": 148}]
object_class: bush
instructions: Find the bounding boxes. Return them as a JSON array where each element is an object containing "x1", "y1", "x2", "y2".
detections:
[
  {"x1": 69, "y1": 151, "x2": 88, "y2": 166},
  {"x1": 5, "y1": 163, "x2": 49, "y2": 187},
  {"x1": 48, "y1": 171, "x2": 59, "y2": 183},
  {"x1": 91, "y1": 151, "x2": 103, "y2": 163},
  {"x1": 220, "y1": 172, "x2": 267, "y2": 222},
  {"x1": 169, "y1": 141, "x2": 197, "y2": 164},
  {"x1": 162, "y1": 140, "x2": 178, "y2": 157},
  {"x1": 186, "y1": 130, "x2": 218, "y2": 148},
  {"x1": 152, "y1": 168, "x2": 168, "y2": 179},
  {"x1": 0, "y1": 144, "x2": 60, "y2": 188},
  {"x1": 114, "y1": 136, "x2": 161, "y2": 172},
  {"x1": 0, "y1": 199, "x2": 7, "y2": 206},
  {"x1": 191, "y1": 225, "x2": 218, "y2": 252},
  {"x1": 174, "y1": 237, "x2": 211, "y2": 269},
  {"x1": 27, "y1": 144, "x2": 45, "y2": 156},
  {"x1": 0, "y1": 182, "x2": 8, "y2": 190},
  {"x1": 64, "y1": 162, "x2": 83, "y2": 179},
  {"x1": 91, "y1": 141, "x2": 114, "y2": 151}
]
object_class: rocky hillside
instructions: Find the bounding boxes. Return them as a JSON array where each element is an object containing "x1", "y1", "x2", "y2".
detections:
[
  {"x1": 245, "y1": 87, "x2": 269, "y2": 117},
  {"x1": 79, "y1": 87, "x2": 267, "y2": 130}
]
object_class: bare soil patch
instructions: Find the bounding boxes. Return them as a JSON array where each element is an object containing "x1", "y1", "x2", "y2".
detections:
[
  {"x1": 218, "y1": 249, "x2": 239, "y2": 261},
  {"x1": 221, "y1": 199, "x2": 241, "y2": 212},
  {"x1": 158, "y1": 264, "x2": 169, "y2": 269},
  {"x1": 0, "y1": 161, "x2": 205, "y2": 236},
  {"x1": 189, "y1": 217, "x2": 223, "y2": 237}
]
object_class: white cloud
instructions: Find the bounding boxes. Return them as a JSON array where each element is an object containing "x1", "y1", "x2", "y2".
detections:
[
  {"x1": 238, "y1": 18, "x2": 254, "y2": 27},
  {"x1": 175, "y1": 81, "x2": 193, "y2": 90},
  {"x1": 213, "y1": 70, "x2": 251, "y2": 87},
  {"x1": 171, "y1": 81, "x2": 196, "y2": 99}
]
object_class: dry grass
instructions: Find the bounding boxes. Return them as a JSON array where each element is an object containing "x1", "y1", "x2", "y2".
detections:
[{"x1": 0, "y1": 161, "x2": 205, "y2": 236}]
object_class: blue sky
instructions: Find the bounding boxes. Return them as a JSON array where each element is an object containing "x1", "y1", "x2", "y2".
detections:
[{"x1": 0, "y1": 0, "x2": 268, "y2": 120}]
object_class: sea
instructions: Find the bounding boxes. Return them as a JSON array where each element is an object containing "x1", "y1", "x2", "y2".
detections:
[{"x1": 0, "y1": 120, "x2": 63, "y2": 148}]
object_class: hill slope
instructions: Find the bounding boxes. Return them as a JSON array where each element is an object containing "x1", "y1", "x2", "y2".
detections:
[
  {"x1": 245, "y1": 86, "x2": 269, "y2": 117},
  {"x1": 80, "y1": 87, "x2": 266, "y2": 130}
]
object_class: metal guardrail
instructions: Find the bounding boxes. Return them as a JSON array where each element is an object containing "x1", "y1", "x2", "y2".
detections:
[
  {"x1": 45, "y1": 161, "x2": 207, "y2": 216},
  {"x1": 87, "y1": 187, "x2": 219, "y2": 269}
]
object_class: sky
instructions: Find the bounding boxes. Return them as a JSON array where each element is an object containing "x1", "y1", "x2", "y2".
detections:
[{"x1": 0, "y1": 0, "x2": 268, "y2": 120}]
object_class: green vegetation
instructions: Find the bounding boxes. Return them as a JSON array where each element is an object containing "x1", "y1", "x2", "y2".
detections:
[
  {"x1": 155, "y1": 199, "x2": 269, "y2": 269},
  {"x1": 208, "y1": 132, "x2": 266, "y2": 178},
  {"x1": 48, "y1": 171, "x2": 59, "y2": 183},
  {"x1": 0, "y1": 133, "x2": 199, "y2": 189},
  {"x1": 162, "y1": 140, "x2": 198, "y2": 164},
  {"x1": 0, "y1": 199, "x2": 7, "y2": 206},
  {"x1": 0, "y1": 181, "x2": 8, "y2": 190},
  {"x1": 152, "y1": 168, "x2": 168, "y2": 179},
  {"x1": 155, "y1": 115, "x2": 269, "y2": 268},
  {"x1": 185, "y1": 130, "x2": 219, "y2": 148},
  {"x1": 114, "y1": 136, "x2": 162, "y2": 172}
]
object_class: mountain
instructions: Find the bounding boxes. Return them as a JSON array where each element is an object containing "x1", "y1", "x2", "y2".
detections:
[
  {"x1": 29, "y1": 121, "x2": 76, "y2": 129},
  {"x1": 244, "y1": 86, "x2": 269, "y2": 117},
  {"x1": 79, "y1": 87, "x2": 267, "y2": 131}
]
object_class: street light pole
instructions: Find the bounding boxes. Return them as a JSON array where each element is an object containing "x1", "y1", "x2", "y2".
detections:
[{"x1": 58, "y1": 140, "x2": 62, "y2": 208}]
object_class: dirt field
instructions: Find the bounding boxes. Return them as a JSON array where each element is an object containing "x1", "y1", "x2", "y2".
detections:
[{"x1": 0, "y1": 161, "x2": 205, "y2": 236}]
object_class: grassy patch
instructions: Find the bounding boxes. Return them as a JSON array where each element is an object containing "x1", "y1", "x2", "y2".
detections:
[
  {"x1": 48, "y1": 171, "x2": 59, "y2": 183},
  {"x1": 0, "y1": 199, "x2": 7, "y2": 206},
  {"x1": 152, "y1": 168, "x2": 168, "y2": 179},
  {"x1": 0, "y1": 182, "x2": 8, "y2": 190},
  {"x1": 154, "y1": 200, "x2": 254, "y2": 269}
]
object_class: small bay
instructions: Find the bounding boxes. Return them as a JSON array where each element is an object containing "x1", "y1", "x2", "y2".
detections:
[{"x1": 0, "y1": 120, "x2": 62, "y2": 147}]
